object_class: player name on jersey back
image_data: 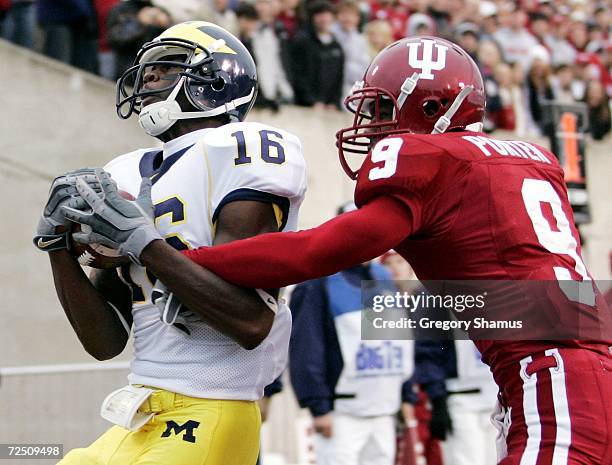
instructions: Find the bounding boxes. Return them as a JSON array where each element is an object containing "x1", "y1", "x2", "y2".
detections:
[{"x1": 462, "y1": 135, "x2": 551, "y2": 164}]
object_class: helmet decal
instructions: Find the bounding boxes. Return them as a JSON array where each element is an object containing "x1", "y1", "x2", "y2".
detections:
[
  {"x1": 406, "y1": 39, "x2": 448, "y2": 80},
  {"x1": 159, "y1": 22, "x2": 237, "y2": 55}
]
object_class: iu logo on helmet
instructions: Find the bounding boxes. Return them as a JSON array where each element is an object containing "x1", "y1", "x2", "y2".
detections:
[{"x1": 407, "y1": 39, "x2": 448, "y2": 80}]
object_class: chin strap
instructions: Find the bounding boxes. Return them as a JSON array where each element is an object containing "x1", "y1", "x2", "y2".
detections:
[
  {"x1": 431, "y1": 85, "x2": 474, "y2": 134},
  {"x1": 396, "y1": 73, "x2": 420, "y2": 110},
  {"x1": 138, "y1": 77, "x2": 255, "y2": 136},
  {"x1": 169, "y1": 87, "x2": 256, "y2": 120},
  {"x1": 392, "y1": 73, "x2": 420, "y2": 120}
]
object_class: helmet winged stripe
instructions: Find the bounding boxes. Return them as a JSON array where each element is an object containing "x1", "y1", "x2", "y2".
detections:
[{"x1": 159, "y1": 23, "x2": 237, "y2": 55}]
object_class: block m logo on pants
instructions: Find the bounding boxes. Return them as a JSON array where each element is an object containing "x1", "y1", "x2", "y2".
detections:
[{"x1": 161, "y1": 420, "x2": 201, "y2": 443}]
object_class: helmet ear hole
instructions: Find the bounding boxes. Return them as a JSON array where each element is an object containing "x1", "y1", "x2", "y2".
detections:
[
  {"x1": 211, "y1": 78, "x2": 225, "y2": 91},
  {"x1": 422, "y1": 99, "x2": 441, "y2": 118}
]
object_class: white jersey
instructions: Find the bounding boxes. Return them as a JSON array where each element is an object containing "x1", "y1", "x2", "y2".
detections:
[{"x1": 104, "y1": 122, "x2": 307, "y2": 400}]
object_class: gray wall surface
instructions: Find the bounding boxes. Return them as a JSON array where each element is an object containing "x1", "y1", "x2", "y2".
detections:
[{"x1": 1, "y1": 39, "x2": 610, "y2": 464}]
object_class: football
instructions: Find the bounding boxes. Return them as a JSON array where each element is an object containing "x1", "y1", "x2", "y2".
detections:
[{"x1": 69, "y1": 190, "x2": 135, "y2": 269}]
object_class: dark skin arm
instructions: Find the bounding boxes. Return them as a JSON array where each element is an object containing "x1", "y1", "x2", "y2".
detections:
[
  {"x1": 51, "y1": 200, "x2": 279, "y2": 356},
  {"x1": 140, "y1": 200, "x2": 279, "y2": 350},
  {"x1": 49, "y1": 250, "x2": 132, "y2": 361}
]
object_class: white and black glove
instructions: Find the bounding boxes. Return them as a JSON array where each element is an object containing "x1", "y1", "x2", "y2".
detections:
[
  {"x1": 152, "y1": 281, "x2": 199, "y2": 331},
  {"x1": 62, "y1": 168, "x2": 161, "y2": 265},
  {"x1": 33, "y1": 168, "x2": 101, "y2": 252},
  {"x1": 152, "y1": 281, "x2": 183, "y2": 325}
]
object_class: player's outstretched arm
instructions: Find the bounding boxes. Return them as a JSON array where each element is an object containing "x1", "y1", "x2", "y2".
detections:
[{"x1": 182, "y1": 195, "x2": 415, "y2": 288}]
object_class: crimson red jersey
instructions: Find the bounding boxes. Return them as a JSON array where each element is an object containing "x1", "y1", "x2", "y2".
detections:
[
  {"x1": 355, "y1": 131, "x2": 610, "y2": 373},
  {"x1": 182, "y1": 129, "x2": 610, "y2": 375}
]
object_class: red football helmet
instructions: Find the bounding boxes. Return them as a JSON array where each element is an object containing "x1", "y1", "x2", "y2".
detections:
[{"x1": 336, "y1": 36, "x2": 486, "y2": 179}]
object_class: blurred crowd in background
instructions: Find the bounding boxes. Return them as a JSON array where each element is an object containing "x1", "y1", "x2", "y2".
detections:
[{"x1": 0, "y1": 0, "x2": 610, "y2": 136}]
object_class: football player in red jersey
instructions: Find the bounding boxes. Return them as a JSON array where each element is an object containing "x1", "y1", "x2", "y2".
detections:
[{"x1": 70, "y1": 36, "x2": 611, "y2": 464}]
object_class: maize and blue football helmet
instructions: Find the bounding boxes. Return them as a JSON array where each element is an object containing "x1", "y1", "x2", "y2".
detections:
[{"x1": 116, "y1": 21, "x2": 258, "y2": 136}]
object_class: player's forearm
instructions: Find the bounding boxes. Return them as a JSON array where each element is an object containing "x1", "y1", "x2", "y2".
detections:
[
  {"x1": 182, "y1": 228, "x2": 362, "y2": 288},
  {"x1": 49, "y1": 251, "x2": 129, "y2": 360},
  {"x1": 182, "y1": 197, "x2": 414, "y2": 288},
  {"x1": 140, "y1": 241, "x2": 274, "y2": 349}
]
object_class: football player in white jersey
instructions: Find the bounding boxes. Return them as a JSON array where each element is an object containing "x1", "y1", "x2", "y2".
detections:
[{"x1": 33, "y1": 22, "x2": 306, "y2": 465}]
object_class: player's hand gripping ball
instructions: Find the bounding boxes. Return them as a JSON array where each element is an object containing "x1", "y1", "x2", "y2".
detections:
[
  {"x1": 70, "y1": 189, "x2": 135, "y2": 269},
  {"x1": 63, "y1": 169, "x2": 160, "y2": 268}
]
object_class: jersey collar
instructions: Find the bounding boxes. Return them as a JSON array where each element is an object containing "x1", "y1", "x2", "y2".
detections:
[{"x1": 162, "y1": 128, "x2": 212, "y2": 159}]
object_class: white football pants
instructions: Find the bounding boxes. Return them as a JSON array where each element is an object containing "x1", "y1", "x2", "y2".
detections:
[
  {"x1": 314, "y1": 412, "x2": 396, "y2": 465},
  {"x1": 442, "y1": 394, "x2": 498, "y2": 465}
]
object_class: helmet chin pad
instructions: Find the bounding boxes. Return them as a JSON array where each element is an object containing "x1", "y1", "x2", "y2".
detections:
[{"x1": 138, "y1": 99, "x2": 183, "y2": 136}]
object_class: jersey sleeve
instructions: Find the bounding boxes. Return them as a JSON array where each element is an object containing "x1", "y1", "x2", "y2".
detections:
[
  {"x1": 103, "y1": 149, "x2": 153, "y2": 197},
  {"x1": 354, "y1": 136, "x2": 446, "y2": 235},
  {"x1": 203, "y1": 123, "x2": 307, "y2": 230}
]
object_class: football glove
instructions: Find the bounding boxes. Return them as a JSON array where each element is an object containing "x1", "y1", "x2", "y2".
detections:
[
  {"x1": 62, "y1": 169, "x2": 160, "y2": 265},
  {"x1": 429, "y1": 396, "x2": 453, "y2": 440},
  {"x1": 34, "y1": 168, "x2": 101, "y2": 252},
  {"x1": 152, "y1": 281, "x2": 199, "y2": 335},
  {"x1": 152, "y1": 281, "x2": 184, "y2": 325}
]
